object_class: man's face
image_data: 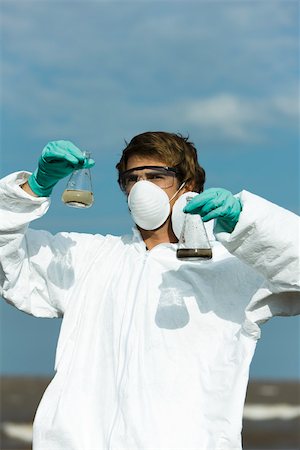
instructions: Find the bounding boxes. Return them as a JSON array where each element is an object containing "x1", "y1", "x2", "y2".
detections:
[{"x1": 123, "y1": 155, "x2": 185, "y2": 207}]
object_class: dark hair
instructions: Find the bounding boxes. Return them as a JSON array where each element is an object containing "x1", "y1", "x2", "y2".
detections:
[{"x1": 116, "y1": 131, "x2": 205, "y2": 192}]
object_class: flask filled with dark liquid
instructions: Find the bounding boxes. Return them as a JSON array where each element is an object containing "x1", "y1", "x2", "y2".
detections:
[
  {"x1": 62, "y1": 151, "x2": 94, "y2": 209},
  {"x1": 176, "y1": 196, "x2": 212, "y2": 260}
]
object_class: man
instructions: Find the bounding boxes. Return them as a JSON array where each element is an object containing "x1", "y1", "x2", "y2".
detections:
[{"x1": 0, "y1": 132, "x2": 299, "y2": 450}]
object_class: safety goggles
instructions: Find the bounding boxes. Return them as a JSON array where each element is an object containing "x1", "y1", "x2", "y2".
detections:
[{"x1": 119, "y1": 165, "x2": 181, "y2": 192}]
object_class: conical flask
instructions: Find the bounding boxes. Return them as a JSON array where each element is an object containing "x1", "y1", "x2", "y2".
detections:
[
  {"x1": 176, "y1": 196, "x2": 212, "y2": 260},
  {"x1": 61, "y1": 151, "x2": 94, "y2": 208}
]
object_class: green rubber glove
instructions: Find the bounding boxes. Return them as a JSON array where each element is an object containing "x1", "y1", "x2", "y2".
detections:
[
  {"x1": 28, "y1": 140, "x2": 95, "y2": 197},
  {"x1": 183, "y1": 187, "x2": 242, "y2": 233}
]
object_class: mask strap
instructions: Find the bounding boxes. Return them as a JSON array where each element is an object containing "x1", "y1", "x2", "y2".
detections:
[{"x1": 169, "y1": 181, "x2": 186, "y2": 203}]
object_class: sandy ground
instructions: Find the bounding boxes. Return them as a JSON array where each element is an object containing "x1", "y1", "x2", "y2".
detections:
[{"x1": 1, "y1": 377, "x2": 299, "y2": 450}]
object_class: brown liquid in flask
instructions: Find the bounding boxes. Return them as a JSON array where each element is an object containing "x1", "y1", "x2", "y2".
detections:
[
  {"x1": 62, "y1": 151, "x2": 94, "y2": 209},
  {"x1": 176, "y1": 248, "x2": 212, "y2": 259},
  {"x1": 176, "y1": 196, "x2": 212, "y2": 260},
  {"x1": 62, "y1": 189, "x2": 94, "y2": 208}
]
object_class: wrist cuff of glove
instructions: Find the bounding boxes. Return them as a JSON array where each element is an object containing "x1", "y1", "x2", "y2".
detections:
[
  {"x1": 215, "y1": 218, "x2": 236, "y2": 234},
  {"x1": 215, "y1": 198, "x2": 242, "y2": 234},
  {"x1": 28, "y1": 171, "x2": 56, "y2": 197}
]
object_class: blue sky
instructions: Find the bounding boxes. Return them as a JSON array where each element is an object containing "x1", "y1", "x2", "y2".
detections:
[{"x1": 0, "y1": 0, "x2": 299, "y2": 378}]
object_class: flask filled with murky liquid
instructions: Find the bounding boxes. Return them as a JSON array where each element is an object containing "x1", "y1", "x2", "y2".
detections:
[
  {"x1": 176, "y1": 196, "x2": 212, "y2": 260},
  {"x1": 61, "y1": 151, "x2": 94, "y2": 208}
]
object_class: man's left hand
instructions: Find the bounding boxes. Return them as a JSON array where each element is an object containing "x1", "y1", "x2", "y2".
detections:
[{"x1": 183, "y1": 187, "x2": 242, "y2": 233}]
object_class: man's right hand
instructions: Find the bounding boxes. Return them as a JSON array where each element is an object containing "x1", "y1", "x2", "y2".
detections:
[{"x1": 27, "y1": 140, "x2": 95, "y2": 197}]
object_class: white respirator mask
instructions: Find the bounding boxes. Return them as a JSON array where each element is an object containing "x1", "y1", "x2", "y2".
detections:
[{"x1": 127, "y1": 180, "x2": 186, "y2": 231}]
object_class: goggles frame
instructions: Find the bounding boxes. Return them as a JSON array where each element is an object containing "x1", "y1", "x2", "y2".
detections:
[{"x1": 119, "y1": 165, "x2": 182, "y2": 192}]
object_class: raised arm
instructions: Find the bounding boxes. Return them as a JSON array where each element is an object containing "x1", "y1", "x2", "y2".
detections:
[{"x1": 0, "y1": 141, "x2": 96, "y2": 317}]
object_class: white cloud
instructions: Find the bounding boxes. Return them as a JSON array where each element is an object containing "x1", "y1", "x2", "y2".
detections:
[
  {"x1": 181, "y1": 92, "x2": 299, "y2": 141},
  {"x1": 272, "y1": 94, "x2": 300, "y2": 119},
  {"x1": 183, "y1": 94, "x2": 260, "y2": 140},
  {"x1": 1, "y1": 1, "x2": 298, "y2": 149}
]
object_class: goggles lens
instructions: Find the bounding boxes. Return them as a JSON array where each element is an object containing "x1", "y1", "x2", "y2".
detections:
[{"x1": 120, "y1": 165, "x2": 180, "y2": 192}]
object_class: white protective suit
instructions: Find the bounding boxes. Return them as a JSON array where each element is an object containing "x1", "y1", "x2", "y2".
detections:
[{"x1": 0, "y1": 171, "x2": 299, "y2": 450}]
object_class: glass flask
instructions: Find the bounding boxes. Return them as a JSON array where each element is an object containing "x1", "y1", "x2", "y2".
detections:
[
  {"x1": 61, "y1": 151, "x2": 94, "y2": 208},
  {"x1": 176, "y1": 196, "x2": 212, "y2": 260}
]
